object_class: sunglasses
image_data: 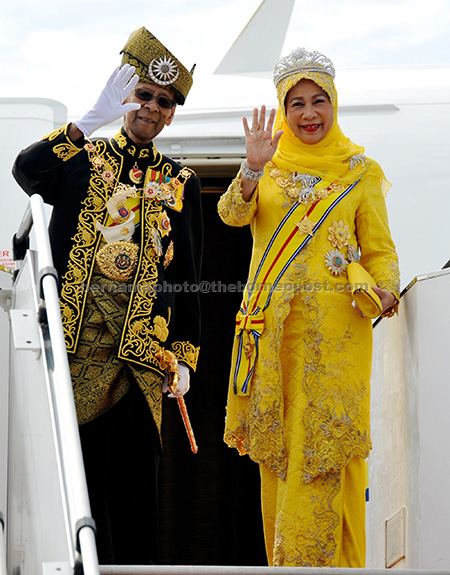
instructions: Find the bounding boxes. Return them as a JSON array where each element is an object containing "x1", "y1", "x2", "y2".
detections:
[{"x1": 134, "y1": 88, "x2": 177, "y2": 110}]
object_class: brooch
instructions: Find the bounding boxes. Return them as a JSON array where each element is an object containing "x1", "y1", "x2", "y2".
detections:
[
  {"x1": 268, "y1": 162, "x2": 344, "y2": 205},
  {"x1": 328, "y1": 220, "x2": 351, "y2": 250},
  {"x1": 324, "y1": 249, "x2": 348, "y2": 276}
]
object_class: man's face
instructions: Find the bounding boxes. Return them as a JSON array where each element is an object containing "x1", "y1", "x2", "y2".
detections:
[{"x1": 123, "y1": 82, "x2": 176, "y2": 146}]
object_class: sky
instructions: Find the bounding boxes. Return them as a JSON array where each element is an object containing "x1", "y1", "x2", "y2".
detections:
[{"x1": 1, "y1": 0, "x2": 450, "y2": 119}]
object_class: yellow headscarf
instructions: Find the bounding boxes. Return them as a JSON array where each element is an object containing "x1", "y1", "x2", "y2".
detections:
[{"x1": 271, "y1": 50, "x2": 389, "y2": 191}]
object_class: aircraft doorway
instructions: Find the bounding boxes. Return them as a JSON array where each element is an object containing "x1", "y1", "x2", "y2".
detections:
[{"x1": 159, "y1": 186, "x2": 267, "y2": 566}]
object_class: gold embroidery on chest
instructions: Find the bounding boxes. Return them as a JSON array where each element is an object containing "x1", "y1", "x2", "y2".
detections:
[
  {"x1": 118, "y1": 195, "x2": 162, "y2": 366},
  {"x1": 60, "y1": 140, "x2": 122, "y2": 352}
]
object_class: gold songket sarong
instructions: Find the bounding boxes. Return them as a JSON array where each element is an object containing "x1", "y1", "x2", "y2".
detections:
[{"x1": 69, "y1": 270, "x2": 163, "y2": 434}]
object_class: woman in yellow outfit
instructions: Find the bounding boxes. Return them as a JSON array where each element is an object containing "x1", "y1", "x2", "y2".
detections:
[{"x1": 217, "y1": 48, "x2": 400, "y2": 567}]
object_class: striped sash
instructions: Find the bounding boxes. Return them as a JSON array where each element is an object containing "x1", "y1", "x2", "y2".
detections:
[{"x1": 233, "y1": 181, "x2": 359, "y2": 396}]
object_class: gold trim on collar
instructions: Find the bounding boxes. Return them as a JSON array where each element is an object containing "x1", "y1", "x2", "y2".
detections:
[{"x1": 111, "y1": 130, "x2": 158, "y2": 163}]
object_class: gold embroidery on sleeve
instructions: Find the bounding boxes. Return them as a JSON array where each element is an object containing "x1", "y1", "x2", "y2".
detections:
[
  {"x1": 52, "y1": 141, "x2": 83, "y2": 162},
  {"x1": 41, "y1": 124, "x2": 82, "y2": 162},
  {"x1": 171, "y1": 341, "x2": 200, "y2": 371},
  {"x1": 152, "y1": 310, "x2": 170, "y2": 343},
  {"x1": 42, "y1": 124, "x2": 67, "y2": 141}
]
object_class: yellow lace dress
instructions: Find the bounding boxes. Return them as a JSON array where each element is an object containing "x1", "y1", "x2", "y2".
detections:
[{"x1": 218, "y1": 162, "x2": 400, "y2": 567}]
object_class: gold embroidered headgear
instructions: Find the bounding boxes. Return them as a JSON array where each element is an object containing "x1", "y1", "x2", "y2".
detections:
[{"x1": 120, "y1": 26, "x2": 194, "y2": 105}]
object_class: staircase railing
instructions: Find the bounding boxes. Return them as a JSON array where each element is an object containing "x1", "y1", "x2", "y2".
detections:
[{"x1": 8, "y1": 194, "x2": 99, "y2": 575}]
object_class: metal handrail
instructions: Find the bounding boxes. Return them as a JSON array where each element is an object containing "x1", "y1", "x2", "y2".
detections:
[
  {"x1": 18, "y1": 194, "x2": 99, "y2": 575},
  {"x1": 14, "y1": 201, "x2": 32, "y2": 247}
]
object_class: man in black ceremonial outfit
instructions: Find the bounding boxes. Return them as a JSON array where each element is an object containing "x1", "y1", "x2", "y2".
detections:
[{"x1": 13, "y1": 26, "x2": 203, "y2": 565}]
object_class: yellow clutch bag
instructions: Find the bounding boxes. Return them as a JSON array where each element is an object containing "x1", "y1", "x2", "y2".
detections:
[{"x1": 347, "y1": 262, "x2": 382, "y2": 318}]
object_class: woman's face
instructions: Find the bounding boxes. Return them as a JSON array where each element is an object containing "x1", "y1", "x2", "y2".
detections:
[{"x1": 285, "y1": 79, "x2": 334, "y2": 144}]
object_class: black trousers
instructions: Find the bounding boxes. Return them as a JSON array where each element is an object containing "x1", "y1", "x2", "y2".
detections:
[{"x1": 79, "y1": 382, "x2": 161, "y2": 565}]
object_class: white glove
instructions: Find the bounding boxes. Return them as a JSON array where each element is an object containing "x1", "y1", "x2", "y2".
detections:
[
  {"x1": 75, "y1": 64, "x2": 140, "y2": 137},
  {"x1": 162, "y1": 363, "x2": 190, "y2": 398},
  {"x1": 174, "y1": 363, "x2": 190, "y2": 397}
]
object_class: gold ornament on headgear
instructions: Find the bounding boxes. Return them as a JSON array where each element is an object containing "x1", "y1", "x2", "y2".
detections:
[
  {"x1": 120, "y1": 26, "x2": 195, "y2": 105},
  {"x1": 273, "y1": 47, "x2": 337, "y2": 117}
]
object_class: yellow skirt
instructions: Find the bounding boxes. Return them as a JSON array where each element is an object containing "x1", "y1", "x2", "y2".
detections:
[
  {"x1": 259, "y1": 296, "x2": 368, "y2": 567},
  {"x1": 260, "y1": 455, "x2": 366, "y2": 567}
]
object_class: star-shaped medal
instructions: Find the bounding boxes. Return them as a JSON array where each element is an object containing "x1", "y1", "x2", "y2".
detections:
[{"x1": 295, "y1": 216, "x2": 316, "y2": 236}]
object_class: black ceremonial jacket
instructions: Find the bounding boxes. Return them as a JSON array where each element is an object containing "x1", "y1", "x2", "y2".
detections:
[{"x1": 13, "y1": 124, "x2": 202, "y2": 375}]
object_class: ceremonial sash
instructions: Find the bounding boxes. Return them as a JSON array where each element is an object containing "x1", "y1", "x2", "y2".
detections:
[{"x1": 233, "y1": 181, "x2": 359, "y2": 396}]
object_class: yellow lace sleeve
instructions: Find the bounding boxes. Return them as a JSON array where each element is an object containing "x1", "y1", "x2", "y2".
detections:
[
  {"x1": 356, "y1": 173, "x2": 400, "y2": 316},
  {"x1": 217, "y1": 171, "x2": 258, "y2": 227}
]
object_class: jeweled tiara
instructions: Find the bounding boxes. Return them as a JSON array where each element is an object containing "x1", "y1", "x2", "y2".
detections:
[{"x1": 273, "y1": 48, "x2": 336, "y2": 86}]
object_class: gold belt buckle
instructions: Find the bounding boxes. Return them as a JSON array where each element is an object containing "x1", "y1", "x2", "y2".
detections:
[{"x1": 95, "y1": 241, "x2": 139, "y2": 281}]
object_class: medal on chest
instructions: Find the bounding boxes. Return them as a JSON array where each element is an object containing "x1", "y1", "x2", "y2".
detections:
[
  {"x1": 143, "y1": 167, "x2": 193, "y2": 212},
  {"x1": 129, "y1": 162, "x2": 144, "y2": 184}
]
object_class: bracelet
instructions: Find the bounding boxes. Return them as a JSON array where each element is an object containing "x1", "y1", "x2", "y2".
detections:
[{"x1": 240, "y1": 160, "x2": 265, "y2": 181}]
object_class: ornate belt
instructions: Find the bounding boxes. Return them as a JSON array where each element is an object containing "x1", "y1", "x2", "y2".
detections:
[{"x1": 95, "y1": 240, "x2": 139, "y2": 282}]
